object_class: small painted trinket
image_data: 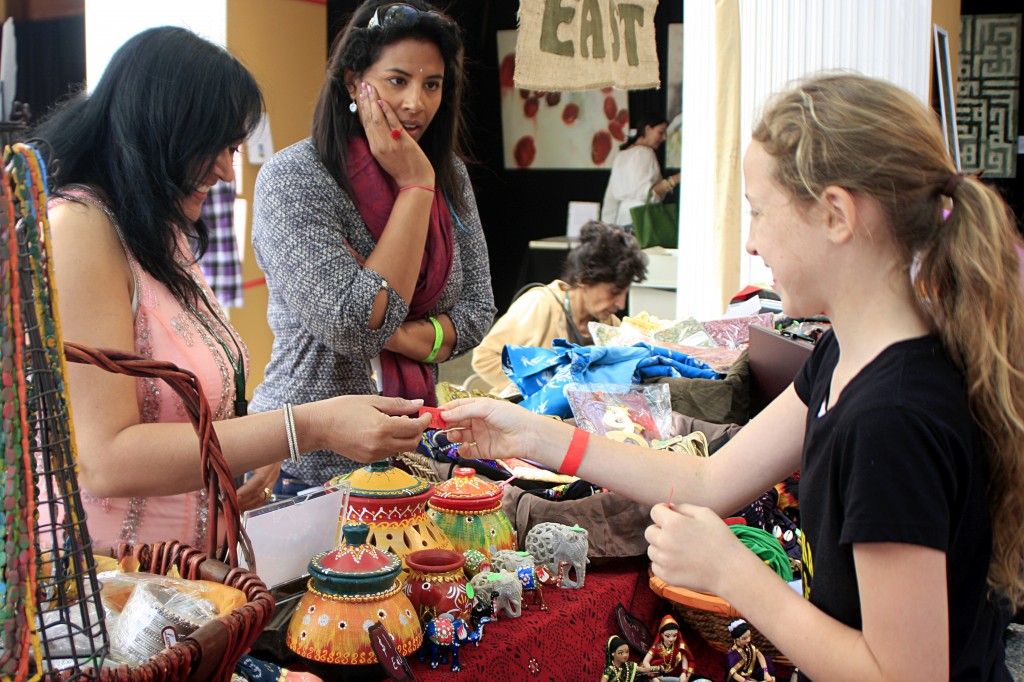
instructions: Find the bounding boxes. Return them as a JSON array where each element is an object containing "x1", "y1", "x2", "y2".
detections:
[{"x1": 461, "y1": 548, "x2": 489, "y2": 578}]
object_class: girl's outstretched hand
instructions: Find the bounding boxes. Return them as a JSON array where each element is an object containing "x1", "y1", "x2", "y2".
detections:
[
  {"x1": 646, "y1": 502, "x2": 748, "y2": 596},
  {"x1": 439, "y1": 398, "x2": 534, "y2": 461}
]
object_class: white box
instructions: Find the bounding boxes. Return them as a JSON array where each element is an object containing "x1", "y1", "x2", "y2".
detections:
[
  {"x1": 629, "y1": 286, "x2": 677, "y2": 319},
  {"x1": 641, "y1": 247, "x2": 679, "y2": 288},
  {"x1": 566, "y1": 201, "x2": 600, "y2": 239}
]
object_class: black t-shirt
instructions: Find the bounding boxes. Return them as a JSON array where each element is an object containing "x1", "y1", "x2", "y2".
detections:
[{"x1": 793, "y1": 330, "x2": 1010, "y2": 681}]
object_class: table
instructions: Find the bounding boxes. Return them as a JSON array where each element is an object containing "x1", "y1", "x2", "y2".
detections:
[
  {"x1": 408, "y1": 557, "x2": 658, "y2": 680},
  {"x1": 257, "y1": 557, "x2": 796, "y2": 681}
]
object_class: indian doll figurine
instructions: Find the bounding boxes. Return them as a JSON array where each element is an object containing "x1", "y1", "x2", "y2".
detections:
[
  {"x1": 602, "y1": 635, "x2": 657, "y2": 682},
  {"x1": 725, "y1": 620, "x2": 775, "y2": 682},
  {"x1": 642, "y1": 614, "x2": 694, "y2": 682}
]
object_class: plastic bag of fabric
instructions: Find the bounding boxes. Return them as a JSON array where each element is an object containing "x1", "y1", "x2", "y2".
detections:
[{"x1": 501, "y1": 339, "x2": 718, "y2": 417}]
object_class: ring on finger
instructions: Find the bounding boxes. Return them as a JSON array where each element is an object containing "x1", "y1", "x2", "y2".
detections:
[{"x1": 390, "y1": 129, "x2": 401, "y2": 140}]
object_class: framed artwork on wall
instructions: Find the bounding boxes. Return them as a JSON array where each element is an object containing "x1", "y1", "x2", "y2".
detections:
[
  {"x1": 497, "y1": 29, "x2": 629, "y2": 170},
  {"x1": 933, "y1": 25, "x2": 961, "y2": 171},
  {"x1": 957, "y1": 13, "x2": 1021, "y2": 178}
]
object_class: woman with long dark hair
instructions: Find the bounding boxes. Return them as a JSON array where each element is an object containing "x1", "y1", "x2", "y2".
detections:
[
  {"x1": 250, "y1": 0, "x2": 495, "y2": 493},
  {"x1": 601, "y1": 110, "x2": 680, "y2": 229},
  {"x1": 38, "y1": 27, "x2": 429, "y2": 549}
]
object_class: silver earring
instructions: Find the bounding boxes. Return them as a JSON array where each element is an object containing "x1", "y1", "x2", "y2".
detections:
[{"x1": 349, "y1": 101, "x2": 358, "y2": 114}]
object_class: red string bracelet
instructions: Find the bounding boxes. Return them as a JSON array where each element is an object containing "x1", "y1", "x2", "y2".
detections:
[
  {"x1": 399, "y1": 184, "x2": 436, "y2": 194},
  {"x1": 559, "y1": 428, "x2": 590, "y2": 476}
]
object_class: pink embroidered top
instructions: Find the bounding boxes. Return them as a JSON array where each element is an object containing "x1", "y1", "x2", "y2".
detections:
[{"x1": 50, "y1": 187, "x2": 249, "y2": 552}]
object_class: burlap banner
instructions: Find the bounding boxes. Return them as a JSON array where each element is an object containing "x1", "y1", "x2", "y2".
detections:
[{"x1": 514, "y1": 0, "x2": 661, "y2": 92}]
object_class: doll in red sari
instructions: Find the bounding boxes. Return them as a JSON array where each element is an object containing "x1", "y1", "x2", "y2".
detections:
[{"x1": 642, "y1": 614, "x2": 694, "y2": 681}]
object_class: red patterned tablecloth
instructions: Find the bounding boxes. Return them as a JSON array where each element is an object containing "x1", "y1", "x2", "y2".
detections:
[{"x1": 409, "y1": 557, "x2": 659, "y2": 680}]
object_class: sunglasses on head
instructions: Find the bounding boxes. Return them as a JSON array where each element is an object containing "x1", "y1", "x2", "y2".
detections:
[{"x1": 366, "y1": 3, "x2": 452, "y2": 31}]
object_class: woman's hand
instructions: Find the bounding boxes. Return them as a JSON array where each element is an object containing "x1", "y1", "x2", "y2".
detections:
[
  {"x1": 440, "y1": 398, "x2": 537, "y2": 460},
  {"x1": 304, "y1": 395, "x2": 431, "y2": 463},
  {"x1": 357, "y1": 81, "x2": 434, "y2": 188},
  {"x1": 646, "y1": 502, "x2": 747, "y2": 596},
  {"x1": 236, "y1": 461, "x2": 282, "y2": 512}
]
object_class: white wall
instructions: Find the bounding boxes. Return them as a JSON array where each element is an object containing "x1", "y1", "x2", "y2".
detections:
[
  {"x1": 85, "y1": 0, "x2": 227, "y2": 88},
  {"x1": 678, "y1": 0, "x2": 933, "y2": 318}
]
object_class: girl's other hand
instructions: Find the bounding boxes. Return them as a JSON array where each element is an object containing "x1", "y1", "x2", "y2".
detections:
[
  {"x1": 646, "y1": 502, "x2": 744, "y2": 595},
  {"x1": 357, "y1": 81, "x2": 434, "y2": 188}
]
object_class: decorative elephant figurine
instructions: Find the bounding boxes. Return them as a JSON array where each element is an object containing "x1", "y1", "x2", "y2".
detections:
[
  {"x1": 488, "y1": 550, "x2": 561, "y2": 611},
  {"x1": 470, "y1": 570, "x2": 524, "y2": 618},
  {"x1": 524, "y1": 522, "x2": 590, "y2": 588},
  {"x1": 419, "y1": 613, "x2": 493, "y2": 672}
]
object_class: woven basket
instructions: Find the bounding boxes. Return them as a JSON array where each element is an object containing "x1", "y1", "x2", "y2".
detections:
[
  {"x1": 64, "y1": 342, "x2": 275, "y2": 681},
  {"x1": 395, "y1": 450, "x2": 447, "y2": 484},
  {"x1": 649, "y1": 573, "x2": 792, "y2": 667}
]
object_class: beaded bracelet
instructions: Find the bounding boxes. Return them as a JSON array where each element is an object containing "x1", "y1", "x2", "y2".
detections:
[{"x1": 423, "y1": 316, "x2": 443, "y2": 363}]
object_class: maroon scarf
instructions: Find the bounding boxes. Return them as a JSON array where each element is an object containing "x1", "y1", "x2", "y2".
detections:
[{"x1": 346, "y1": 136, "x2": 455, "y2": 405}]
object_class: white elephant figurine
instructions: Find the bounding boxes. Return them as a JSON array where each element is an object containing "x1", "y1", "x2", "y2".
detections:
[
  {"x1": 489, "y1": 549, "x2": 535, "y2": 573},
  {"x1": 470, "y1": 570, "x2": 523, "y2": 618},
  {"x1": 524, "y1": 522, "x2": 590, "y2": 588}
]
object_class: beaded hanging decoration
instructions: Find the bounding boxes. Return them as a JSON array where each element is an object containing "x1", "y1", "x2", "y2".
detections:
[
  {"x1": 0, "y1": 144, "x2": 42, "y2": 681},
  {"x1": 0, "y1": 143, "x2": 109, "y2": 680}
]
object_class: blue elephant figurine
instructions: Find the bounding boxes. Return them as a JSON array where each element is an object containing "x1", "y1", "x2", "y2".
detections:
[{"x1": 419, "y1": 613, "x2": 493, "y2": 672}]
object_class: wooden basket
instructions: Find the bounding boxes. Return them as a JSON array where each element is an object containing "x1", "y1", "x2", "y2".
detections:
[
  {"x1": 649, "y1": 572, "x2": 792, "y2": 667},
  {"x1": 64, "y1": 342, "x2": 275, "y2": 681}
]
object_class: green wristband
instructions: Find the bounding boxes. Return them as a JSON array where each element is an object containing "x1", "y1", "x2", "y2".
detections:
[{"x1": 423, "y1": 316, "x2": 443, "y2": 363}]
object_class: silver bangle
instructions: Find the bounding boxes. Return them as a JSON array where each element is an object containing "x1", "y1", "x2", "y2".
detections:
[{"x1": 284, "y1": 402, "x2": 301, "y2": 464}]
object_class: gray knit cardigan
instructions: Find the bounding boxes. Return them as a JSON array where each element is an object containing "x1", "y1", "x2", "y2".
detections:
[{"x1": 250, "y1": 138, "x2": 495, "y2": 484}]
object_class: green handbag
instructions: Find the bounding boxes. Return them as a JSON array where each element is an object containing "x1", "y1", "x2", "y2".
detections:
[{"x1": 629, "y1": 185, "x2": 679, "y2": 249}]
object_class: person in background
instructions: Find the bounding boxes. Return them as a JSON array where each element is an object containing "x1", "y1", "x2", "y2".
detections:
[
  {"x1": 441, "y1": 73, "x2": 1022, "y2": 680},
  {"x1": 250, "y1": 0, "x2": 495, "y2": 496},
  {"x1": 40, "y1": 26, "x2": 430, "y2": 549},
  {"x1": 470, "y1": 221, "x2": 647, "y2": 394},
  {"x1": 601, "y1": 110, "x2": 680, "y2": 230}
]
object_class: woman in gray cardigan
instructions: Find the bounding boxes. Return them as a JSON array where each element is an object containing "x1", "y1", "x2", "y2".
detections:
[{"x1": 250, "y1": 0, "x2": 495, "y2": 492}]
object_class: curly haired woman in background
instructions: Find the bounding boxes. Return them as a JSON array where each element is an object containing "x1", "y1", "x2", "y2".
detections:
[{"x1": 470, "y1": 221, "x2": 647, "y2": 394}]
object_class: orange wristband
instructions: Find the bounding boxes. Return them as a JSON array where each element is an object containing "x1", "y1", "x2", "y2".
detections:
[{"x1": 559, "y1": 428, "x2": 590, "y2": 476}]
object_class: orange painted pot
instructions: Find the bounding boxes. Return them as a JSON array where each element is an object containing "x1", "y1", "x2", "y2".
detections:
[{"x1": 286, "y1": 524, "x2": 422, "y2": 666}]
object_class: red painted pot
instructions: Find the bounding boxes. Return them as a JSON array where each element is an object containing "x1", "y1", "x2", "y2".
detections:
[{"x1": 402, "y1": 548, "x2": 472, "y2": 626}]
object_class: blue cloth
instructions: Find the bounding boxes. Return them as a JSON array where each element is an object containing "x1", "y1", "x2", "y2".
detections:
[{"x1": 502, "y1": 339, "x2": 718, "y2": 417}]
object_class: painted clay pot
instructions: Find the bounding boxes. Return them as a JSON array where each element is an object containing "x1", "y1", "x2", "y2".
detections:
[
  {"x1": 330, "y1": 460, "x2": 453, "y2": 571},
  {"x1": 403, "y1": 548, "x2": 473, "y2": 626},
  {"x1": 426, "y1": 467, "x2": 517, "y2": 558},
  {"x1": 286, "y1": 523, "x2": 423, "y2": 667}
]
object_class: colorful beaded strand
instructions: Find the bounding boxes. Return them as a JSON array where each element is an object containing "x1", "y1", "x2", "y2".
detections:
[{"x1": 0, "y1": 148, "x2": 42, "y2": 681}]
